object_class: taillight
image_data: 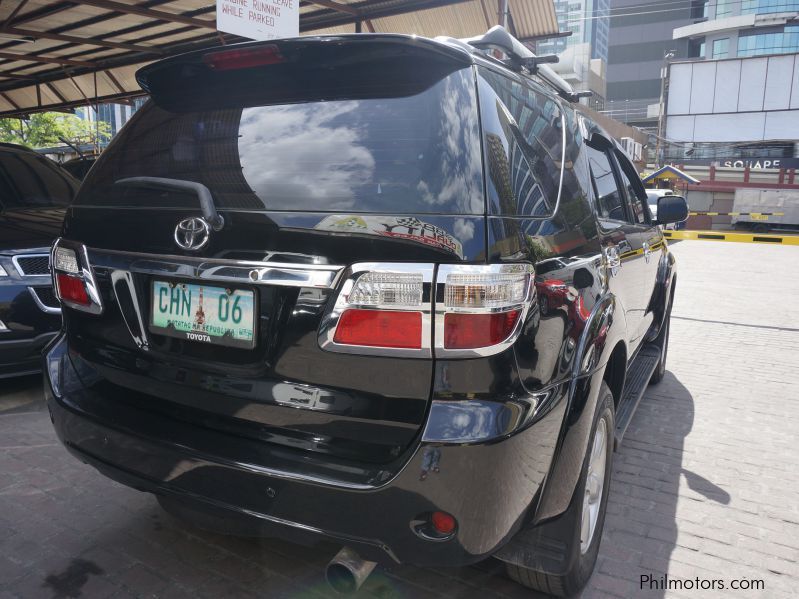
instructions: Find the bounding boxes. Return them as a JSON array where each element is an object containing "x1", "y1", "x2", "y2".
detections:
[
  {"x1": 319, "y1": 264, "x2": 434, "y2": 357},
  {"x1": 51, "y1": 239, "x2": 103, "y2": 314},
  {"x1": 443, "y1": 310, "x2": 521, "y2": 349},
  {"x1": 435, "y1": 264, "x2": 534, "y2": 356},
  {"x1": 320, "y1": 263, "x2": 533, "y2": 358},
  {"x1": 334, "y1": 309, "x2": 422, "y2": 349},
  {"x1": 56, "y1": 273, "x2": 90, "y2": 306},
  {"x1": 202, "y1": 45, "x2": 285, "y2": 71}
]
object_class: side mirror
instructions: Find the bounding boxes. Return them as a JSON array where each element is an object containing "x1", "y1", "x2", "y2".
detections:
[{"x1": 656, "y1": 195, "x2": 688, "y2": 225}]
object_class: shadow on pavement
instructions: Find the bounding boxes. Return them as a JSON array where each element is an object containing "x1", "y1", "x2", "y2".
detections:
[{"x1": 594, "y1": 370, "x2": 730, "y2": 598}]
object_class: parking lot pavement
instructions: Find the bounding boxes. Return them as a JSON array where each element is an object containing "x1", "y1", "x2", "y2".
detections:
[{"x1": 2, "y1": 240, "x2": 798, "y2": 599}]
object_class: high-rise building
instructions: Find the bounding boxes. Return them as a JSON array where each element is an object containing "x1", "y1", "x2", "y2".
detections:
[
  {"x1": 673, "y1": 0, "x2": 799, "y2": 61},
  {"x1": 537, "y1": 0, "x2": 611, "y2": 61},
  {"x1": 537, "y1": 0, "x2": 611, "y2": 108},
  {"x1": 664, "y1": 1, "x2": 799, "y2": 163},
  {"x1": 605, "y1": 0, "x2": 696, "y2": 128}
]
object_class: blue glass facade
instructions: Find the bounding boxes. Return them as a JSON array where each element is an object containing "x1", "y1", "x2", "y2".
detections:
[
  {"x1": 737, "y1": 25, "x2": 799, "y2": 56},
  {"x1": 741, "y1": 0, "x2": 799, "y2": 14}
]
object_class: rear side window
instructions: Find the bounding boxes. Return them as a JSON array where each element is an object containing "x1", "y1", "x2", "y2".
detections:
[
  {"x1": 76, "y1": 68, "x2": 483, "y2": 215},
  {"x1": 0, "y1": 151, "x2": 76, "y2": 209},
  {"x1": 614, "y1": 151, "x2": 647, "y2": 224},
  {"x1": 586, "y1": 145, "x2": 625, "y2": 221},
  {"x1": 478, "y1": 67, "x2": 563, "y2": 217}
]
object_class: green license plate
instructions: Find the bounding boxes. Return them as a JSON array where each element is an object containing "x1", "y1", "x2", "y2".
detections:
[{"x1": 150, "y1": 280, "x2": 256, "y2": 349}]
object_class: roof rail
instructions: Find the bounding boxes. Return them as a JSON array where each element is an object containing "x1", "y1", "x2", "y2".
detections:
[{"x1": 463, "y1": 25, "x2": 590, "y2": 103}]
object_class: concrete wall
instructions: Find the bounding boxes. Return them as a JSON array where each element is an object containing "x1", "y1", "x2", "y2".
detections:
[{"x1": 666, "y1": 53, "x2": 799, "y2": 142}]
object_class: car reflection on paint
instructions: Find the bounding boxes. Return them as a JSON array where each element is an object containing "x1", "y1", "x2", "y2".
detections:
[{"x1": 535, "y1": 278, "x2": 572, "y2": 315}]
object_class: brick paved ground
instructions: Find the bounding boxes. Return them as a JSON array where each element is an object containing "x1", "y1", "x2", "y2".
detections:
[{"x1": 1, "y1": 240, "x2": 798, "y2": 599}]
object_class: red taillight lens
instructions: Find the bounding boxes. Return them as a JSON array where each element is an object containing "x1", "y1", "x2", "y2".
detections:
[
  {"x1": 443, "y1": 310, "x2": 521, "y2": 349},
  {"x1": 56, "y1": 273, "x2": 90, "y2": 306},
  {"x1": 202, "y1": 45, "x2": 285, "y2": 70},
  {"x1": 431, "y1": 511, "x2": 457, "y2": 535},
  {"x1": 334, "y1": 309, "x2": 422, "y2": 349}
]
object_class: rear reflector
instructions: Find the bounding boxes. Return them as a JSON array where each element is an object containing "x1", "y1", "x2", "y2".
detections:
[
  {"x1": 443, "y1": 310, "x2": 521, "y2": 349},
  {"x1": 431, "y1": 511, "x2": 457, "y2": 535},
  {"x1": 202, "y1": 45, "x2": 285, "y2": 71},
  {"x1": 56, "y1": 273, "x2": 90, "y2": 306},
  {"x1": 334, "y1": 309, "x2": 422, "y2": 349}
]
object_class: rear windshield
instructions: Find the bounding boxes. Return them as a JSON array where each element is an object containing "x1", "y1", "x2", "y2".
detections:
[
  {"x1": 0, "y1": 150, "x2": 77, "y2": 209},
  {"x1": 77, "y1": 68, "x2": 483, "y2": 215}
]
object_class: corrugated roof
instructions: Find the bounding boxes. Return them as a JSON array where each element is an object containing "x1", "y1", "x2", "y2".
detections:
[{"x1": 0, "y1": 0, "x2": 560, "y2": 117}]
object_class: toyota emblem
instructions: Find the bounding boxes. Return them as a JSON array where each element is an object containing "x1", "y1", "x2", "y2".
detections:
[{"x1": 174, "y1": 217, "x2": 211, "y2": 251}]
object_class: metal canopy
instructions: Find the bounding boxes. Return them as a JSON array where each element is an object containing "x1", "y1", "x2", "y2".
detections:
[{"x1": 0, "y1": 0, "x2": 559, "y2": 118}]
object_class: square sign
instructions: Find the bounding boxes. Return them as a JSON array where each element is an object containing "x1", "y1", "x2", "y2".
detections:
[{"x1": 217, "y1": 0, "x2": 299, "y2": 41}]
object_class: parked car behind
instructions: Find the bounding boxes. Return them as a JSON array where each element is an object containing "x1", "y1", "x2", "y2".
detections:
[
  {"x1": 0, "y1": 143, "x2": 76, "y2": 377},
  {"x1": 646, "y1": 189, "x2": 686, "y2": 230},
  {"x1": 44, "y1": 28, "x2": 687, "y2": 596}
]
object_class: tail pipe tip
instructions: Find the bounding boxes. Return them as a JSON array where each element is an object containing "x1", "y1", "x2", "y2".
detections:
[{"x1": 325, "y1": 547, "x2": 377, "y2": 594}]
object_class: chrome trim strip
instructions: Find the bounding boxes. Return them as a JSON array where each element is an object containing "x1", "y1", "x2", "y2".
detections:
[
  {"x1": 110, "y1": 270, "x2": 149, "y2": 350},
  {"x1": 12, "y1": 253, "x2": 50, "y2": 277},
  {"x1": 318, "y1": 262, "x2": 435, "y2": 359},
  {"x1": 28, "y1": 287, "x2": 62, "y2": 315},
  {"x1": 86, "y1": 247, "x2": 343, "y2": 290},
  {"x1": 51, "y1": 239, "x2": 104, "y2": 315}
]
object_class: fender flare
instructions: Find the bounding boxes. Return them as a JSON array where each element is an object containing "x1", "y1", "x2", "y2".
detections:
[
  {"x1": 531, "y1": 292, "x2": 628, "y2": 523},
  {"x1": 647, "y1": 246, "x2": 677, "y2": 340}
]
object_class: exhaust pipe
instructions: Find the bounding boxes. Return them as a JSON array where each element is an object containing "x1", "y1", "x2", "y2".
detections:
[{"x1": 325, "y1": 547, "x2": 377, "y2": 594}]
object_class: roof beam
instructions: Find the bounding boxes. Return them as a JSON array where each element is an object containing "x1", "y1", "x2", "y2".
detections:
[
  {"x1": 3, "y1": 1, "x2": 72, "y2": 28},
  {"x1": 3, "y1": 26, "x2": 165, "y2": 55},
  {"x1": 0, "y1": 72, "x2": 38, "y2": 80},
  {"x1": 71, "y1": 0, "x2": 217, "y2": 29},
  {"x1": 1, "y1": 92, "x2": 22, "y2": 110},
  {"x1": 44, "y1": 82, "x2": 68, "y2": 103},
  {"x1": 103, "y1": 69, "x2": 125, "y2": 94},
  {"x1": 2, "y1": 0, "x2": 32, "y2": 28},
  {"x1": 0, "y1": 51, "x2": 95, "y2": 67},
  {"x1": 301, "y1": 0, "x2": 472, "y2": 31},
  {"x1": 304, "y1": 0, "x2": 360, "y2": 15}
]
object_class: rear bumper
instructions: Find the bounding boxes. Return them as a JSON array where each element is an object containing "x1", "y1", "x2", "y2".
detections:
[
  {"x1": 0, "y1": 332, "x2": 58, "y2": 378},
  {"x1": 1, "y1": 277, "x2": 61, "y2": 378},
  {"x1": 45, "y1": 335, "x2": 566, "y2": 567}
]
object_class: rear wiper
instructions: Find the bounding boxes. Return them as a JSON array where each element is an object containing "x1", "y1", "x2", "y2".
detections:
[{"x1": 114, "y1": 177, "x2": 225, "y2": 230}]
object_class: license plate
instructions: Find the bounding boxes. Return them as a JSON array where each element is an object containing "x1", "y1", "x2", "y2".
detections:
[
  {"x1": 149, "y1": 281, "x2": 256, "y2": 349},
  {"x1": 750, "y1": 214, "x2": 768, "y2": 221}
]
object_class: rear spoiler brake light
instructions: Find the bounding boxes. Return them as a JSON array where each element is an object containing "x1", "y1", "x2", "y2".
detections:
[{"x1": 202, "y1": 45, "x2": 285, "y2": 71}]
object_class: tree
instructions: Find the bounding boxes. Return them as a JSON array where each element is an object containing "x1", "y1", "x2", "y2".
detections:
[{"x1": 0, "y1": 111, "x2": 110, "y2": 150}]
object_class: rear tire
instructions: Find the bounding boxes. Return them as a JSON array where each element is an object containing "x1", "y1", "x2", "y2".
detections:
[
  {"x1": 751, "y1": 223, "x2": 769, "y2": 234},
  {"x1": 505, "y1": 383, "x2": 615, "y2": 596}
]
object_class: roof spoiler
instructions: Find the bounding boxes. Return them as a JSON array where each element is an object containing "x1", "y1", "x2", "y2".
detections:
[{"x1": 463, "y1": 26, "x2": 590, "y2": 103}]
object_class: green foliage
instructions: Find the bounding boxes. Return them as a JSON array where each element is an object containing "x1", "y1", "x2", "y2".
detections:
[{"x1": 0, "y1": 112, "x2": 110, "y2": 149}]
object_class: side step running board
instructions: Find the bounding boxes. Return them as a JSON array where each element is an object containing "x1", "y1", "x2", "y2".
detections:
[{"x1": 614, "y1": 345, "x2": 660, "y2": 448}]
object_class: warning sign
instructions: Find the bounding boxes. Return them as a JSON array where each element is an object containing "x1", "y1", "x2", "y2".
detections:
[{"x1": 217, "y1": 0, "x2": 299, "y2": 41}]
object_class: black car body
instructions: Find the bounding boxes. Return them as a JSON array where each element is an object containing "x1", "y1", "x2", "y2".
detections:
[
  {"x1": 0, "y1": 143, "x2": 75, "y2": 378},
  {"x1": 60, "y1": 155, "x2": 98, "y2": 180},
  {"x1": 44, "y1": 30, "x2": 686, "y2": 595}
]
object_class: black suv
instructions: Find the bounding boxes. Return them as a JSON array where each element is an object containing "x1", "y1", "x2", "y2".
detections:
[
  {"x1": 0, "y1": 143, "x2": 76, "y2": 378},
  {"x1": 44, "y1": 28, "x2": 687, "y2": 596}
]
